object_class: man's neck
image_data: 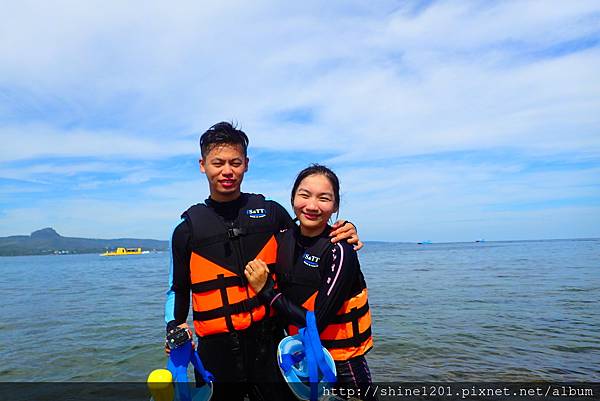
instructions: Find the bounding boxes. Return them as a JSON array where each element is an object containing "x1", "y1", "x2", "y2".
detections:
[
  {"x1": 206, "y1": 193, "x2": 246, "y2": 223},
  {"x1": 209, "y1": 191, "x2": 242, "y2": 203}
]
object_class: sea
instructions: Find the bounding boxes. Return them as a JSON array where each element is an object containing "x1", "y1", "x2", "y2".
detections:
[{"x1": 0, "y1": 239, "x2": 599, "y2": 382}]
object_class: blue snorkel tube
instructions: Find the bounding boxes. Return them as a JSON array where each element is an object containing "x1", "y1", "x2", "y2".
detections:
[{"x1": 278, "y1": 311, "x2": 337, "y2": 401}]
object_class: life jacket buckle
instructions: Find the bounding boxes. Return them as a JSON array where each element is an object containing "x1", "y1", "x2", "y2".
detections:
[{"x1": 227, "y1": 227, "x2": 244, "y2": 238}]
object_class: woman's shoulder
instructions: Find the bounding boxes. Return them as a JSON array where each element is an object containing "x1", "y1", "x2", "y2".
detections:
[
  {"x1": 330, "y1": 240, "x2": 358, "y2": 263},
  {"x1": 332, "y1": 239, "x2": 356, "y2": 252}
]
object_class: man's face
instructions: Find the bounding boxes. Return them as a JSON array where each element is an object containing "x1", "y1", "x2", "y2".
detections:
[{"x1": 200, "y1": 144, "x2": 249, "y2": 202}]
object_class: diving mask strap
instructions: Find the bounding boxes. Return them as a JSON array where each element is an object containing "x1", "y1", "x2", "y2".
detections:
[{"x1": 301, "y1": 311, "x2": 337, "y2": 401}]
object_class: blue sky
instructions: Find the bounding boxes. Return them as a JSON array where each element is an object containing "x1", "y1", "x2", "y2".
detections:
[{"x1": 1, "y1": 0, "x2": 599, "y2": 242}]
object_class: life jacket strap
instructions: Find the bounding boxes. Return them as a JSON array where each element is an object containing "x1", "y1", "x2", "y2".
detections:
[
  {"x1": 328, "y1": 301, "x2": 370, "y2": 324},
  {"x1": 321, "y1": 326, "x2": 372, "y2": 349},
  {"x1": 191, "y1": 276, "x2": 244, "y2": 293},
  {"x1": 193, "y1": 296, "x2": 262, "y2": 321}
]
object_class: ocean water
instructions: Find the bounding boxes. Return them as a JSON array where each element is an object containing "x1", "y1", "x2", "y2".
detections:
[{"x1": 0, "y1": 239, "x2": 599, "y2": 382}]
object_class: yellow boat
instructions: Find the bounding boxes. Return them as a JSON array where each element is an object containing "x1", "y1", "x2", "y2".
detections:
[{"x1": 101, "y1": 247, "x2": 143, "y2": 256}]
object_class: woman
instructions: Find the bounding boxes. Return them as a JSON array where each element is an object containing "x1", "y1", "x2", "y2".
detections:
[{"x1": 244, "y1": 164, "x2": 375, "y2": 401}]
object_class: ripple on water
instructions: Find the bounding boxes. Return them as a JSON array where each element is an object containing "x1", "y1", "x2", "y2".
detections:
[{"x1": 3, "y1": 242, "x2": 600, "y2": 381}]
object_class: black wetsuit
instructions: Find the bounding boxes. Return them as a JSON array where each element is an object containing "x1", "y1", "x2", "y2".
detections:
[
  {"x1": 258, "y1": 226, "x2": 376, "y2": 401},
  {"x1": 258, "y1": 226, "x2": 364, "y2": 331},
  {"x1": 166, "y1": 193, "x2": 295, "y2": 401}
]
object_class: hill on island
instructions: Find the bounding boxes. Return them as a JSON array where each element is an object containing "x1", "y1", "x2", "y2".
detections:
[{"x1": 0, "y1": 228, "x2": 168, "y2": 256}]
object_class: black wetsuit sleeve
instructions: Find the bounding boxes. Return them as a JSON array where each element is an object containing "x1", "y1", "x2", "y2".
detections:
[
  {"x1": 257, "y1": 279, "x2": 308, "y2": 329},
  {"x1": 311, "y1": 242, "x2": 359, "y2": 332},
  {"x1": 165, "y1": 220, "x2": 192, "y2": 331},
  {"x1": 258, "y1": 242, "x2": 359, "y2": 333}
]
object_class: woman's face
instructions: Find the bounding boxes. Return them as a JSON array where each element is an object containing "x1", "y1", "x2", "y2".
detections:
[{"x1": 293, "y1": 173, "x2": 337, "y2": 236}]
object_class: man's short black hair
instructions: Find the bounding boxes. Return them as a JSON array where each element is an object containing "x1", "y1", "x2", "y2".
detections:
[{"x1": 199, "y1": 122, "x2": 249, "y2": 158}]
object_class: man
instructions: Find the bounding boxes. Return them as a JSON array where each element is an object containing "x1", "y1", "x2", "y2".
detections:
[{"x1": 165, "y1": 122, "x2": 361, "y2": 401}]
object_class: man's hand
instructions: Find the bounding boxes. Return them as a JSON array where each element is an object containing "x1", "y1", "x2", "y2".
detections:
[
  {"x1": 244, "y1": 259, "x2": 270, "y2": 293},
  {"x1": 330, "y1": 220, "x2": 363, "y2": 251},
  {"x1": 164, "y1": 323, "x2": 194, "y2": 355}
]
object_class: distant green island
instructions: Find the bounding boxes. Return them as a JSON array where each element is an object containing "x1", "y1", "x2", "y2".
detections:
[{"x1": 0, "y1": 228, "x2": 168, "y2": 256}]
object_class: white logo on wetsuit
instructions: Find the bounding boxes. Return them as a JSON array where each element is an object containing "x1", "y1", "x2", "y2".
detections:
[
  {"x1": 246, "y1": 208, "x2": 267, "y2": 218},
  {"x1": 302, "y1": 252, "x2": 320, "y2": 268}
]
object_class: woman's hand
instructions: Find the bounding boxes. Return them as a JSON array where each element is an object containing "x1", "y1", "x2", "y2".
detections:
[
  {"x1": 244, "y1": 259, "x2": 270, "y2": 293},
  {"x1": 330, "y1": 220, "x2": 363, "y2": 250}
]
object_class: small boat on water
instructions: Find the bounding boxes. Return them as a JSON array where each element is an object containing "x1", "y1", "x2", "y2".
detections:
[{"x1": 101, "y1": 247, "x2": 148, "y2": 256}]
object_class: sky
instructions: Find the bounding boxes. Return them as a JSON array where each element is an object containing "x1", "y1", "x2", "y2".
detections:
[{"x1": 1, "y1": 0, "x2": 599, "y2": 242}]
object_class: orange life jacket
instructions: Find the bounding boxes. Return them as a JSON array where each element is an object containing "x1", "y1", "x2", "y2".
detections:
[
  {"x1": 183, "y1": 194, "x2": 279, "y2": 337},
  {"x1": 276, "y1": 229, "x2": 373, "y2": 361}
]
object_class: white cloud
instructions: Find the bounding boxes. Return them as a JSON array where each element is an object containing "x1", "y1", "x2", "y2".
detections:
[
  {"x1": 1, "y1": 157, "x2": 598, "y2": 241},
  {"x1": 0, "y1": 124, "x2": 195, "y2": 162},
  {"x1": 143, "y1": 179, "x2": 207, "y2": 202},
  {"x1": 336, "y1": 160, "x2": 600, "y2": 241},
  {"x1": 0, "y1": 0, "x2": 598, "y2": 240},
  {"x1": 385, "y1": 0, "x2": 600, "y2": 52},
  {"x1": 0, "y1": 161, "x2": 131, "y2": 182},
  {"x1": 1, "y1": 1, "x2": 598, "y2": 161}
]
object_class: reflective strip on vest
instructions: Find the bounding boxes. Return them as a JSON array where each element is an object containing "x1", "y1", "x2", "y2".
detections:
[
  {"x1": 288, "y1": 288, "x2": 373, "y2": 361},
  {"x1": 190, "y1": 235, "x2": 278, "y2": 336}
]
